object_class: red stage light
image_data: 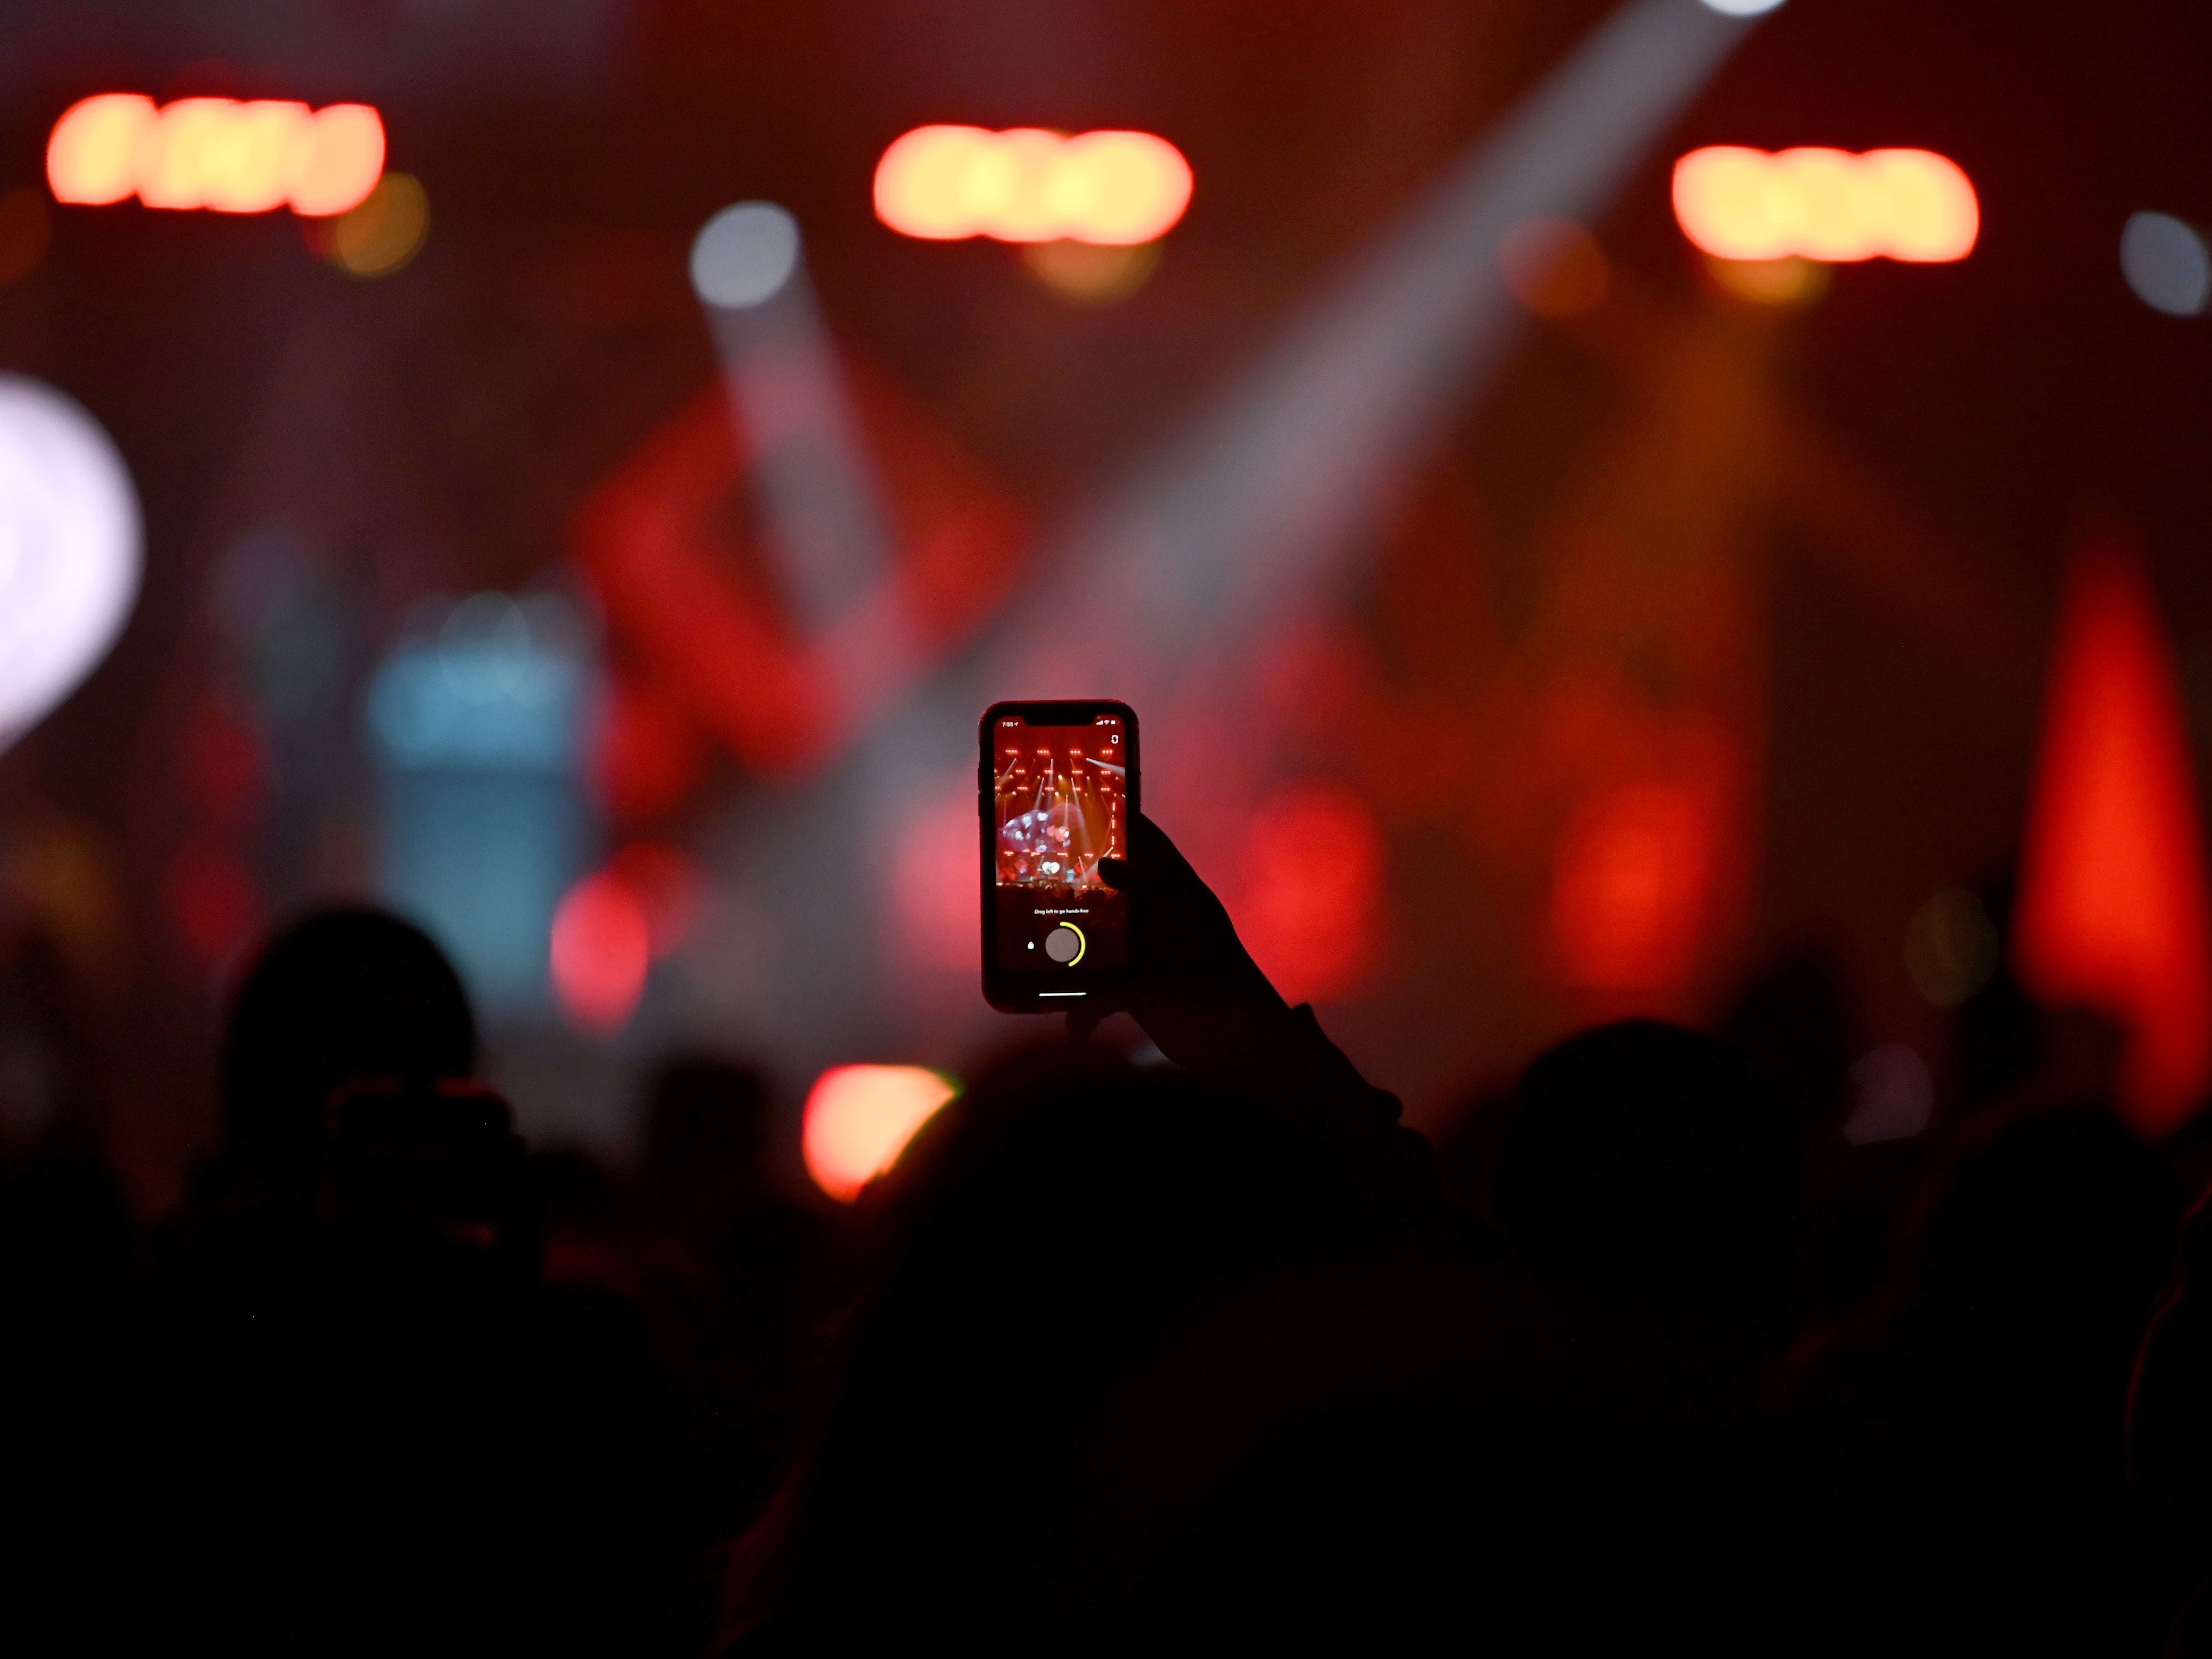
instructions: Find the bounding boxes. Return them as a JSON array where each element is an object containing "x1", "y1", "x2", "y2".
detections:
[
  {"x1": 573, "y1": 359, "x2": 1028, "y2": 781},
  {"x1": 1672, "y1": 146, "x2": 1977, "y2": 263},
  {"x1": 1235, "y1": 782, "x2": 1384, "y2": 1005},
  {"x1": 47, "y1": 94, "x2": 384, "y2": 216},
  {"x1": 163, "y1": 843, "x2": 262, "y2": 965},
  {"x1": 1551, "y1": 779, "x2": 1718, "y2": 991},
  {"x1": 874, "y1": 125, "x2": 1192, "y2": 245},
  {"x1": 592, "y1": 670, "x2": 712, "y2": 825},
  {"x1": 2015, "y1": 538, "x2": 2212, "y2": 1136},
  {"x1": 551, "y1": 870, "x2": 652, "y2": 1034},
  {"x1": 891, "y1": 784, "x2": 983, "y2": 973},
  {"x1": 803, "y1": 1064, "x2": 958, "y2": 1202}
]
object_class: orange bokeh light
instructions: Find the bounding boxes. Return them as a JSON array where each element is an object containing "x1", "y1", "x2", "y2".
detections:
[
  {"x1": 802, "y1": 1064, "x2": 958, "y2": 1203},
  {"x1": 874, "y1": 125, "x2": 1192, "y2": 245},
  {"x1": 1671, "y1": 146, "x2": 1977, "y2": 263},
  {"x1": 47, "y1": 94, "x2": 385, "y2": 216},
  {"x1": 550, "y1": 870, "x2": 652, "y2": 1034},
  {"x1": 2015, "y1": 538, "x2": 2212, "y2": 1136}
]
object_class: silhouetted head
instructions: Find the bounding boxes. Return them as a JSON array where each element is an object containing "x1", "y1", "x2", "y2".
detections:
[
  {"x1": 1495, "y1": 1019, "x2": 1798, "y2": 1320},
  {"x1": 1914, "y1": 1104, "x2": 2178, "y2": 1367},
  {"x1": 220, "y1": 907, "x2": 476, "y2": 1183},
  {"x1": 645, "y1": 1054, "x2": 772, "y2": 1194},
  {"x1": 728, "y1": 1041, "x2": 1357, "y2": 1647},
  {"x1": 1951, "y1": 871, "x2": 2050, "y2": 1116},
  {"x1": 1720, "y1": 953, "x2": 1856, "y2": 1146}
]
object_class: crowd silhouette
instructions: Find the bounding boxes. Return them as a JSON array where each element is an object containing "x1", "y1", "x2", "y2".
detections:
[{"x1": 1, "y1": 814, "x2": 2205, "y2": 1653}]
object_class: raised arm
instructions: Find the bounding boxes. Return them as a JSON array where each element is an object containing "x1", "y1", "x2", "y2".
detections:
[{"x1": 1080, "y1": 812, "x2": 1483, "y2": 1249}]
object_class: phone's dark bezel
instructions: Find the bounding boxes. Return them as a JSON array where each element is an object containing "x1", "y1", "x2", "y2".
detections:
[{"x1": 979, "y1": 699, "x2": 1139, "y2": 1014}]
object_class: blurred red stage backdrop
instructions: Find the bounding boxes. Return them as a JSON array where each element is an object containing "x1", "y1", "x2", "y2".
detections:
[{"x1": 2016, "y1": 536, "x2": 2212, "y2": 1136}]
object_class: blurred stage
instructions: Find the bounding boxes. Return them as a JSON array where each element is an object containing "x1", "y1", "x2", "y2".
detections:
[{"x1": 2, "y1": 0, "x2": 2210, "y2": 1207}]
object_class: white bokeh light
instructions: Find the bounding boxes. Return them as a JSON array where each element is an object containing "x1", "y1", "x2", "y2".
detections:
[
  {"x1": 2121, "y1": 211, "x2": 2211, "y2": 317},
  {"x1": 0, "y1": 375, "x2": 142, "y2": 754},
  {"x1": 690, "y1": 201, "x2": 802, "y2": 309},
  {"x1": 1698, "y1": 0, "x2": 1786, "y2": 14}
]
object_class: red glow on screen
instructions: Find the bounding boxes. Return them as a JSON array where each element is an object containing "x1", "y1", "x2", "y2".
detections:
[
  {"x1": 551, "y1": 870, "x2": 652, "y2": 1034},
  {"x1": 1671, "y1": 147, "x2": 1977, "y2": 263},
  {"x1": 47, "y1": 94, "x2": 384, "y2": 216},
  {"x1": 1551, "y1": 780, "x2": 1718, "y2": 991},
  {"x1": 1235, "y1": 783, "x2": 1384, "y2": 1005},
  {"x1": 2015, "y1": 539, "x2": 2212, "y2": 1136},
  {"x1": 874, "y1": 125, "x2": 1192, "y2": 244},
  {"x1": 803, "y1": 1064, "x2": 958, "y2": 1202}
]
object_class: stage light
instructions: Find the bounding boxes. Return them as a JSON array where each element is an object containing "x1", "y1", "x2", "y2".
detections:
[
  {"x1": 1904, "y1": 887, "x2": 2000, "y2": 1006},
  {"x1": 1699, "y1": 0, "x2": 1785, "y2": 14},
  {"x1": 1552, "y1": 780, "x2": 1717, "y2": 990},
  {"x1": 2016, "y1": 537, "x2": 2212, "y2": 1136},
  {"x1": 286, "y1": 105, "x2": 386, "y2": 216},
  {"x1": 367, "y1": 592, "x2": 593, "y2": 1015},
  {"x1": 1021, "y1": 238, "x2": 1162, "y2": 304},
  {"x1": 2120, "y1": 212, "x2": 2210, "y2": 317},
  {"x1": 1672, "y1": 146, "x2": 1976, "y2": 262},
  {"x1": 1236, "y1": 782, "x2": 1383, "y2": 1004},
  {"x1": 44, "y1": 95, "x2": 151, "y2": 205},
  {"x1": 1499, "y1": 217, "x2": 1610, "y2": 317},
  {"x1": 551, "y1": 870, "x2": 652, "y2": 1034},
  {"x1": 691, "y1": 202, "x2": 801, "y2": 309},
  {"x1": 163, "y1": 843, "x2": 262, "y2": 966},
  {"x1": 803, "y1": 1064, "x2": 958, "y2": 1202},
  {"x1": 0, "y1": 376, "x2": 142, "y2": 755},
  {"x1": 874, "y1": 125, "x2": 1192, "y2": 245},
  {"x1": 1704, "y1": 252, "x2": 1828, "y2": 306},
  {"x1": 317, "y1": 173, "x2": 428, "y2": 277},
  {"x1": 46, "y1": 94, "x2": 384, "y2": 216}
]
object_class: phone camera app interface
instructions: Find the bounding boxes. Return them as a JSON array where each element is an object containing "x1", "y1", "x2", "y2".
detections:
[{"x1": 993, "y1": 715, "x2": 1127, "y2": 972}]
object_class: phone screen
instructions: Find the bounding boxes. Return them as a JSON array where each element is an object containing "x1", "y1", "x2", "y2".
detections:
[{"x1": 988, "y1": 710, "x2": 1130, "y2": 979}]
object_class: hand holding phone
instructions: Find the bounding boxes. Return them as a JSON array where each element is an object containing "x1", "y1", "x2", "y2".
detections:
[{"x1": 1079, "y1": 810, "x2": 1291, "y2": 1059}]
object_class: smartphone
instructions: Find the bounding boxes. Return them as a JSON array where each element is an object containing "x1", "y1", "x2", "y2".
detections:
[
  {"x1": 320, "y1": 1076, "x2": 532, "y2": 1267},
  {"x1": 979, "y1": 700, "x2": 1138, "y2": 1013}
]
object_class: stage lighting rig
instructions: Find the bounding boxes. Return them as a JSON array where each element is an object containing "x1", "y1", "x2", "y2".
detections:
[
  {"x1": 874, "y1": 125, "x2": 1192, "y2": 245},
  {"x1": 1672, "y1": 146, "x2": 1977, "y2": 263},
  {"x1": 46, "y1": 93, "x2": 385, "y2": 216}
]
